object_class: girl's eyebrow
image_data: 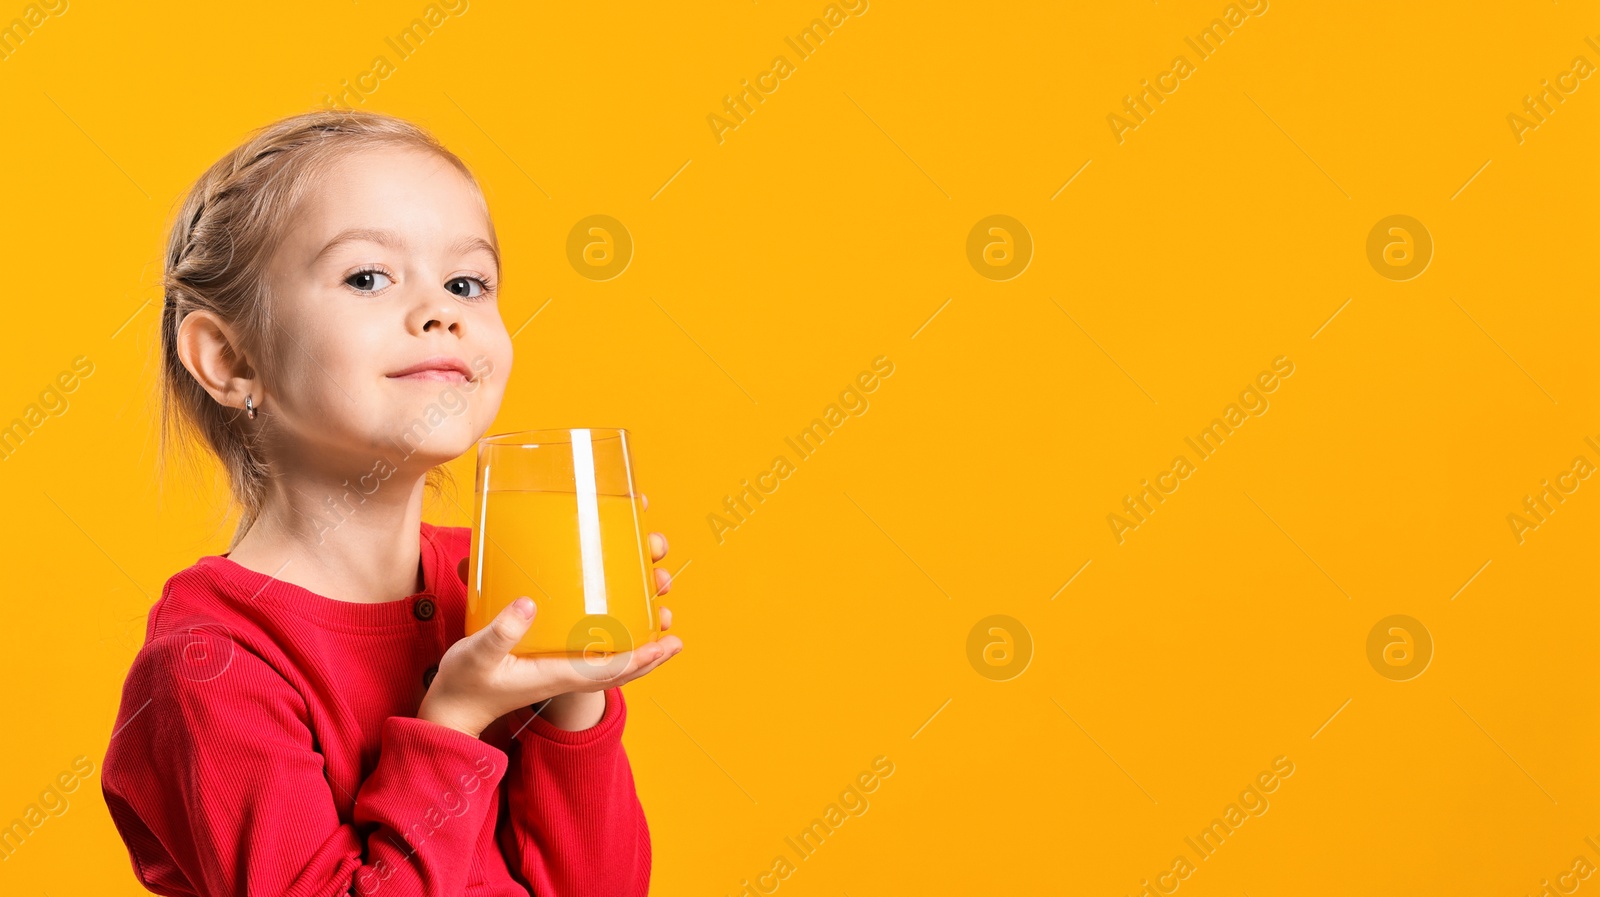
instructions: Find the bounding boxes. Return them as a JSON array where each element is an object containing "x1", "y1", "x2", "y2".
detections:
[
  {"x1": 313, "y1": 227, "x2": 403, "y2": 263},
  {"x1": 313, "y1": 227, "x2": 499, "y2": 271},
  {"x1": 453, "y1": 236, "x2": 500, "y2": 272}
]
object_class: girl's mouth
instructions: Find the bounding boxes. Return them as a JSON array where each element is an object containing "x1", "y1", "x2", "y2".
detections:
[
  {"x1": 387, "y1": 355, "x2": 474, "y2": 382},
  {"x1": 388, "y1": 370, "x2": 470, "y2": 383}
]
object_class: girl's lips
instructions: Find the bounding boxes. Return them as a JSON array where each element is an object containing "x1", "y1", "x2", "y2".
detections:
[
  {"x1": 388, "y1": 370, "x2": 470, "y2": 383},
  {"x1": 387, "y1": 354, "x2": 474, "y2": 379}
]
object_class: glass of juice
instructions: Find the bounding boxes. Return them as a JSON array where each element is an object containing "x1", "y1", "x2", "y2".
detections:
[{"x1": 465, "y1": 428, "x2": 660, "y2": 659}]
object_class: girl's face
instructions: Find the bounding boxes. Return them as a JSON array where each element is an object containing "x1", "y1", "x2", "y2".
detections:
[{"x1": 260, "y1": 145, "x2": 513, "y2": 474}]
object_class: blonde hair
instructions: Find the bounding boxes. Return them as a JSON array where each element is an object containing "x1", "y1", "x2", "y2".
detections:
[{"x1": 158, "y1": 109, "x2": 493, "y2": 550}]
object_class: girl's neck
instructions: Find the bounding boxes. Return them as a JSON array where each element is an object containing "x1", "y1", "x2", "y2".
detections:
[{"x1": 224, "y1": 470, "x2": 433, "y2": 604}]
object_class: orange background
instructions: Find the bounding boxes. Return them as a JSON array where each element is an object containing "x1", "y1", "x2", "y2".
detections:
[{"x1": 1, "y1": 1, "x2": 1597, "y2": 894}]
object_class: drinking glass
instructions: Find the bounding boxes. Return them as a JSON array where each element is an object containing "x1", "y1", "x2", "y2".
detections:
[{"x1": 465, "y1": 428, "x2": 660, "y2": 658}]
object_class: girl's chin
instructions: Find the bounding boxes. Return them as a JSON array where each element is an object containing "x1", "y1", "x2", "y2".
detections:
[{"x1": 374, "y1": 419, "x2": 479, "y2": 461}]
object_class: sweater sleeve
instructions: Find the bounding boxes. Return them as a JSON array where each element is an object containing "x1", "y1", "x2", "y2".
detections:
[
  {"x1": 499, "y1": 687, "x2": 651, "y2": 896},
  {"x1": 100, "y1": 629, "x2": 508, "y2": 897}
]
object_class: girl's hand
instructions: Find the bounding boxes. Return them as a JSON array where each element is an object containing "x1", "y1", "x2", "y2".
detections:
[{"x1": 418, "y1": 493, "x2": 682, "y2": 739}]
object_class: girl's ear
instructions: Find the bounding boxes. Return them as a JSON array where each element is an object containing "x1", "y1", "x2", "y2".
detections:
[{"x1": 176, "y1": 310, "x2": 258, "y2": 413}]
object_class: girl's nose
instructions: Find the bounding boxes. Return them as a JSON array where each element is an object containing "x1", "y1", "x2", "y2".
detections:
[{"x1": 410, "y1": 296, "x2": 463, "y2": 336}]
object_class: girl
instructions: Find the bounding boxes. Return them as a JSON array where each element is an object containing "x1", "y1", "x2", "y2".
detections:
[{"x1": 101, "y1": 109, "x2": 683, "y2": 896}]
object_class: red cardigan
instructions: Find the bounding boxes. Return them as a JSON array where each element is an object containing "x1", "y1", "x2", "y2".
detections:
[{"x1": 101, "y1": 521, "x2": 650, "y2": 897}]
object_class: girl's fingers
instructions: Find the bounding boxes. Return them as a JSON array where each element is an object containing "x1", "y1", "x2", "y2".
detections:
[
  {"x1": 614, "y1": 637, "x2": 682, "y2": 684},
  {"x1": 640, "y1": 493, "x2": 649, "y2": 511},
  {"x1": 504, "y1": 632, "x2": 683, "y2": 699},
  {"x1": 648, "y1": 532, "x2": 668, "y2": 561},
  {"x1": 654, "y1": 566, "x2": 672, "y2": 596},
  {"x1": 623, "y1": 654, "x2": 673, "y2": 684},
  {"x1": 473, "y1": 597, "x2": 537, "y2": 662},
  {"x1": 659, "y1": 605, "x2": 673, "y2": 630},
  {"x1": 633, "y1": 635, "x2": 682, "y2": 668},
  {"x1": 553, "y1": 635, "x2": 682, "y2": 689},
  {"x1": 607, "y1": 636, "x2": 682, "y2": 681}
]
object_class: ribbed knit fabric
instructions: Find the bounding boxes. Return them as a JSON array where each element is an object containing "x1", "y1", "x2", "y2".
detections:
[{"x1": 100, "y1": 521, "x2": 651, "y2": 897}]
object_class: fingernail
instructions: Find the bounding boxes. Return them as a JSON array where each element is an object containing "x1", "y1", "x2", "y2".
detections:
[{"x1": 512, "y1": 597, "x2": 534, "y2": 618}]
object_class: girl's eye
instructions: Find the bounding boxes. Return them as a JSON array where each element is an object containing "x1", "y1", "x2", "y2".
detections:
[
  {"x1": 446, "y1": 276, "x2": 492, "y2": 300},
  {"x1": 346, "y1": 269, "x2": 392, "y2": 292}
]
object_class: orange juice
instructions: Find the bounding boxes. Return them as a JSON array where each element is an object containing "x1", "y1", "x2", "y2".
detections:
[{"x1": 466, "y1": 489, "x2": 659, "y2": 656}]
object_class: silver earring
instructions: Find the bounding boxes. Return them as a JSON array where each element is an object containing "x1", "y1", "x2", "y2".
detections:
[{"x1": 245, "y1": 395, "x2": 256, "y2": 420}]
